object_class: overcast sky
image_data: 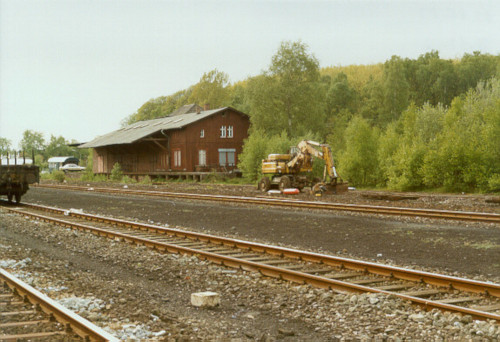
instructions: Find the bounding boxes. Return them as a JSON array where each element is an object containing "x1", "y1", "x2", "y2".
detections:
[{"x1": 1, "y1": 0, "x2": 499, "y2": 149}]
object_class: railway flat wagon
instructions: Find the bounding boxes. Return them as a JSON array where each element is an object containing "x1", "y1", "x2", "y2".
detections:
[{"x1": 0, "y1": 164, "x2": 39, "y2": 203}]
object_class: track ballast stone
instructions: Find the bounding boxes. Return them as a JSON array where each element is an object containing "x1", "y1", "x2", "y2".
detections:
[{"x1": 1, "y1": 209, "x2": 499, "y2": 340}]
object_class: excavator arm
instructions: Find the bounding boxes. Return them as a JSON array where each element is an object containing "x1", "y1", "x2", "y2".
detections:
[{"x1": 287, "y1": 140, "x2": 338, "y2": 184}]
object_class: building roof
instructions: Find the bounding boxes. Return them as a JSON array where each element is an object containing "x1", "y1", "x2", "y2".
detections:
[
  {"x1": 79, "y1": 106, "x2": 247, "y2": 148},
  {"x1": 170, "y1": 104, "x2": 201, "y2": 116},
  {"x1": 47, "y1": 156, "x2": 77, "y2": 163}
]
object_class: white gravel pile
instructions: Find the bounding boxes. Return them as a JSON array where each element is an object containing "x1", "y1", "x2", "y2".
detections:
[
  {"x1": 0, "y1": 257, "x2": 31, "y2": 268},
  {"x1": 58, "y1": 296, "x2": 106, "y2": 313}
]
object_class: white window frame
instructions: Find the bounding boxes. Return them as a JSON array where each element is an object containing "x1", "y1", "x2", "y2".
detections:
[
  {"x1": 200, "y1": 129, "x2": 205, "y2": 138},
  {"x1": 220, "y1": 125, "x2": 226, "y2": 138},
  {"x1": 174, "y1": 149, "x2": 181, "y2": 167},
  {"x1": 218, "y1": 148, "x2": 236, "y2": 166},
  {"x1": 198, "y1": 150, "x2": 207, "y2": 166},
  {"x1": 228, "y1": 126, "x2": 233, "y2": 138}
]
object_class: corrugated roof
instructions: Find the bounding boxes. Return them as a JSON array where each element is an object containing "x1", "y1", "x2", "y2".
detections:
[
  {"x1": 47, "y1": 156, "x2": 76, "y2": 163},
  {"x1": 170, "y1": 104, "x2": 201, "y2": 116},
  {"x1": 80, "y1": 107, "x2": 242, "y2": 148}
]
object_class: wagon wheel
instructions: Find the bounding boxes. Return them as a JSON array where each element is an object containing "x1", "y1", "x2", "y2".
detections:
[
  {"x1": 258, "y1": 177, "x2": 271, "y2": 192},
  {"x1": 278, "y1": 176, "x2": 291, "y2": 191},
  {"x1": 14, "y1": 192, "x2": 21, "y2": 204},
  {"x1": 7, "y1": 193, "x2": 13, "y2": 203}
]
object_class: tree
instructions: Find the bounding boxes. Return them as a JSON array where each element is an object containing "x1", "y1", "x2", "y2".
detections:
[
  {"x1": 0, "y1": 137, "x2": 12, "y2": 156},
  {"x1": 338, "y1": 116, "x2": 379, "y2": 186},
  {"x1": 188, "y1": 69, "x2": 231, "y2": 108},
  {"x1": 45, "y1": 135, "x2": 75, "y2": 158},
  {"x1": 381, "y1": 56, "x2": 410, "y2": 125},
  {"x1": 325, "y1": 72, "x2": 357, "y2": 116},
  {"x1": 124, "y1": 89, "x2": 192, "y2": 125},
  {"x1": 422, "y1": 78, "x2": 500, "y2": 191},
  {"x1": 19, "y1": 130, "x2": 45, "y2": 154},
  {"x1": 247, "y1": 41, "x2": 326, "y2": 138}
]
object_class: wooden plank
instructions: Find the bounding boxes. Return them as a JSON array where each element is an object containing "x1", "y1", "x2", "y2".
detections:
[
  {"x1": 437, "y1": 296, "x2": 484, "y2": 304},
  {"x1": 303, "y1": 268, "x2": 335, "y2": 275},
  {"x1": 349, "y1": 278, "x2": 387, "y2": 285},
  {"x1": 0, "y1": 310, "x2": 37, "y2": 316},
  {"x1": 263, "y1": 259, "x2": 292, "y2": 265},
  {"x1": 401, "y1": 289, "x2": 444, "y2": 298},
  {"x1": 375, "y1": 284, "x2": 413, "y2": 291},
  {"x1": 0, "y1": 331, "x2": 65, "y2": 341},
  {"x1": 470, "y1": 303, "x2": 500, "y2": 312},
  {"x1": 240, "y1": 257, "x2": 278, "y2": 262},
  {"x1": 0, "y1": 301, "x2": 24, "y2": 306},
  {"x1": 324, "y1": 272, "x2": 361, "y2": 280},
  {"x1": 0, "y1": 319, "x2": 50, "y2": 328}
]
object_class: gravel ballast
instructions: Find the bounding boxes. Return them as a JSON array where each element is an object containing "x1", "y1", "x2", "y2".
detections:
[{"x1": 1, "y1": 209, "x2": 499, "y2": 341}]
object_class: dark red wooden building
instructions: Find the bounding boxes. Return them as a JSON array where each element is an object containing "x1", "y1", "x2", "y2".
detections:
[{"x1": 80, "y1": 105, "x2": 250, "y2": 178}]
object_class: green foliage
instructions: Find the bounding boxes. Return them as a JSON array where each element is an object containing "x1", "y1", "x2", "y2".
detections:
[
  {"x1": 0, "y1": 137, "x2": 12, "y2": 155},
  {"x1": 338, "y1": 116, "x2": 379, "y2": 186},
  {"x1": 488, "y1": 174, "x2": 500, "y2": 192},
  {"x1": 19, "y1": 130, "x2": 45, "y2": 153},
  {"x1": 139, "y1": 175, "x2": 152, "y2": 184},
  {"x1": 420, "y1": 79, "x2": 500, "y2": 192},
  {"x1": 238, "y1": 130, "x2": 294, "y2": 181},
  {"x1": 188, "y1": 69, "x2": 231, "y2": 108},
  {"x1": 51, "y1": 170, "x2": 65, "y2": 183},
  {"x1": 115, "y1": 42, "x2": 499, "y2": 193},
  {"x1": 45, "y1": 135, "x2": 75, "y2": 158},
  {"x1": 110, "y1": 162, "x2": 123, "y2": 181},
  {"x1": 247, "y1": 41, "x2": 326, "y2": 138},
  {"x1": 121, "y1": 176, "x2": 137, "y2": 184}
]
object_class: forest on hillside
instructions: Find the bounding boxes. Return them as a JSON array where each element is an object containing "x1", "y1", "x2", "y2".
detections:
[{"x1": 124, "y1": 41, "x2": 500, "y2": 193}]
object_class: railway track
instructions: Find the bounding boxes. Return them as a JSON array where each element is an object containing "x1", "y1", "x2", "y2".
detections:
[
  {"x1": 2, "y1": 201, "x2": 499, "y2": 323},
  {"x1": 0, "y1": 267, "x2": 118, "y2": 341},
  {"x1": 33, "y1": 184, "x2": 500, "y2": 223}
]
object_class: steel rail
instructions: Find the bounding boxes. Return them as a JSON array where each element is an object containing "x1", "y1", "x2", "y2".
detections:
[
  {"x1": 0, "y1": 268, "x2": 119, "y2": 342},
  {"x1": 3, "y1": 202, "x2": 500, "y2": 322},
  {"x1": 33, "y1": 184, "x2": 500, "y2": 223}
]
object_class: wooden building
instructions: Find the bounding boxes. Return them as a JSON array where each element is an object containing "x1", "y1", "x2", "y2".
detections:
[{"x1": 80, "y1": 105, "x2": 250, "y2": 178}]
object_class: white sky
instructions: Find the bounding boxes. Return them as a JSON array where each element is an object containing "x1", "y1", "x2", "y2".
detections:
[{"x1": 1, "y1": 0, "x2": 499, "y2": 148}]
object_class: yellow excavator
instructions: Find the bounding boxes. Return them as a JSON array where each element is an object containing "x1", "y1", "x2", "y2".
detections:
[{"x1": 258, "y1": 140, "x2": 347, "y2": 194}]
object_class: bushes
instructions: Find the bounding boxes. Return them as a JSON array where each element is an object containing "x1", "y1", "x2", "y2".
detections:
[
  {"x1": 110, "y1": 163, "x2": 123, "y2": 181},
  {"x1": 51, "y1": 170, "x2": 65, "y2": 183},
  {"x1": 337, "y1": 116, "x2": 379, "y2": 187}
]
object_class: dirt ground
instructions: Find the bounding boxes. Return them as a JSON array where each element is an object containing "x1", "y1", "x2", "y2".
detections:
[
  {"x1": 53, "y1": 178, "x2": 500, "y2": 213},
  {"x1": 23, "y1": 184, "x2": 500, "y2": 280},
  {"x1": 1, "y1": 183, "x2": 499, "y2": 340}
]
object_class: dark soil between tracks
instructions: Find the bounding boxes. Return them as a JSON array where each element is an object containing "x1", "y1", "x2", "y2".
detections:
[{"x1": 23, "y1": 186, "x2": 500, "y2": 280}]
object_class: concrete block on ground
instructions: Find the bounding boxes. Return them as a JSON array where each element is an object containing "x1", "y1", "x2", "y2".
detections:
[{"x1": 191, "y1": 291, "x2": 220, "y2": 307}]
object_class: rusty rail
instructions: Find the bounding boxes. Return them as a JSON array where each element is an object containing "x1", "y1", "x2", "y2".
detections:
[
  {"x1": 33, "y1": 184, "x2": 500, "y2": 223},
  {"x1": 0, "y1": 268, "x2": 119, "y2": 342},
  {"x1": 3, "y1": 201, "x2": 499, "y2": 322}
]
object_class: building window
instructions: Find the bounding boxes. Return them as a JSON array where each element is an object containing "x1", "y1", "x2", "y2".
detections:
[
  {"x1": 198, "y1": 150, "x2": 206, "y2": 166},
  {"x1": 200, "y1": 129, "x2": 204, "y2": 138},
  {"x1": 174, "y1": 149, "x2": 182, "y2": 167},
  {"x1": 220, "y1": 126, "x2": 226, "y2": 138},
  {"x1": 218, "y1": 148, "x2": 236, "y2": 166},
  {"x1": 228, "y1": 126, "x2": 233, "y2": 138}
]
